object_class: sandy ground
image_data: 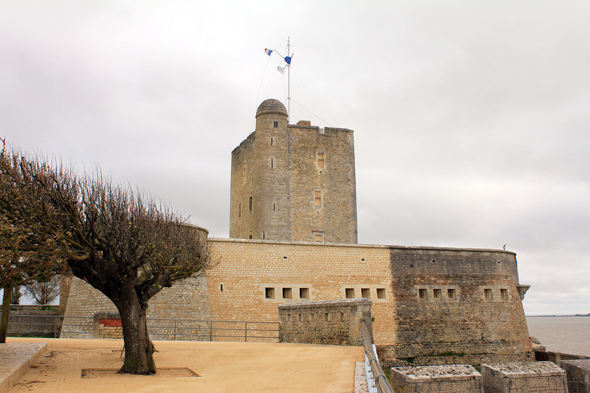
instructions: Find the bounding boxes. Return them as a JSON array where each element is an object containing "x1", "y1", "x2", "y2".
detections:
[{"x1": 6, "y1": 338, "x2": 364, "y2": 393}]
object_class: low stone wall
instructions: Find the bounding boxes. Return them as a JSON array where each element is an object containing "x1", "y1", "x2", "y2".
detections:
[
  {"x1": 481, "y1": 362, "x2": 568, "y2": 393},
  {"x1": 93, "y1": 312, "x2": 123, "y2": 339},
  {"x1": 278, "y1": 298, "x2": 372, "y2": 346},
  {"x1": 561, "y1": 360, "x2": 590, "y2": 393},
  {"x1": 390, "y1": 365, "x2": 482, "y2": 393},
  {"x1": 3, "y1": 306, "x2": 61, "y2": 337},
  {"x1": 535, "y1": 348, "x2": 590, "y2": 365}
]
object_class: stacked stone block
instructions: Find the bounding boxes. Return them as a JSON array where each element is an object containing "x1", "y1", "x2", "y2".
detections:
[
  {"x1": 390, "y1": 365, "x2": 483, "y2": 393},
  {"x1": 481, "y1": 362, "x2": 568, "y2": 393},
  {"x1": 278, "y1": 298, "x2": 371, "y2": 346},
  {"x1": 561, "y1": 360, "x2": 590, "y2": 393}
]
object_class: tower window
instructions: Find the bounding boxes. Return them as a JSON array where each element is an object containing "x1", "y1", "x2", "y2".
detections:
[
  {"x1": 300, "y1": 288, "x2": 309, "y2": 299},
  {"x1": 262, "y1": 231, "x2": 265, "y2": 240},
  {"x1": 485, "y1": 288, "x2": 493, "y2": 300},
  {"x1": 448, "y1": 289, "x2": 456, "y2": 299},
  {"x1": 433, "y1": 289, "x2": 442, "y2": 299},
  {"x1": 361, "y1": 288, "x2": 371, "y2": 299},
  {"x1": 273, "y1": 203, "x2": 276, "y2": 211},
  {"x1": 238, "y1": 203, "x2": 241, "y2": 219},
  {"x1": 314, "y1": 191, "x2": 322, "y2": 207},
  {"x1": 419, "y1": 289, "x2": 428, "y2": 299},
  {"x1": 345, "y1": 288, "x2": 355, "y2": 298},
  {"x1": 283, "y1": 288, "x2": 292, "y2": 299},
  {"x1": 270, "y1": 137, "x2": 273, "y2": 145},
  {"x1": 314, "y1": 232, "x2": 323, "y2": 242},
  {"x1": 273, "y1": 121, "x2": 278, "y2": 128},
  {"x1": 265, "y1": 287, "x2": 275, "y2": 299},
  {"x1": 377, "y1": 288, "x2": 386, "y2": 299},
  {"x1": 501, "y1": 289, "x2": 508, "y2": 301},
  {"x1": 249, "y1": 196, "x2": 253, "y2": 212},
  {"x1": 270, "y1": 158, "x2": 274, "y2": 168},
  {"x1": 317, "y1": 152, "x2": 324, "y2": 168}
]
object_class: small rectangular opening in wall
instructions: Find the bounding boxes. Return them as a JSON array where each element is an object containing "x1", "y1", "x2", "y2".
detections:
[
  {"x1": 270, "y1": 158, "x2": 274, "y2": 168},
  {"x1": 298, "y1": 314, "x2": 302, "y2": 322},
  {"x1": 273, "y1": 203, "x2": 276, "y2": 211},
  {"x1": 317, "y1": 152, "x2": 324, "y2": 168},
  {"x1": 311, "y1": 313, "x2": 315, "y2": 321},
  {"x1": 433, "y1": 289, "x2": 442, "y2": 299},
  {"x1": 448, "y1": 289, "x2": 456, "y2": 299},
  {"x1": 501, "y1": 288, "x2": 508, "y2": 301},
  {"x1": 283, "y1": 288, "x2": 292, "y2": 299},
  {"x1": 249, "y1": 196, "x2": 253, "y2": 212},
  {"x1": 345, "y1": 288, "x2": 355, "y2": 299},
  {"x1": 377, "y1": 288, "x2": 386, "y2": 299},
  {"x1": 300, "y1": 288, "x2": 309, "y2": 299},
  {"x1": 238, "y1": 203, "x2": 241, "y2": 219},
  {"x1": 273, "y1": 121, "x2": 278, "y2": 128},
  {"x1": 419, "y1": 288, "x2": 428, "y2": 299},
  {"x1": 314, "y1": 191, "x2": 322, "y2": 207},
  {"x1": 361, "y1": 288, "x2": 371, "y2": 299},
  {"x1": 265, "y1": 287, "x2": 274, "y2": 299},
  {"x1": 485, "y1": 288, "x2": 493, "y2": 300},
  {"x1": 314, "y1": 233, "x2": 323, "y2": 242},
  {"x1": 324, "y1": 313, "x2": 329, "y2": 322},
  {"x1": 340, "y1": 312, "x2": 344, "y2": 322},
  {"x1": 270, "y1": 137, "x2": 273, "y2": 145}
]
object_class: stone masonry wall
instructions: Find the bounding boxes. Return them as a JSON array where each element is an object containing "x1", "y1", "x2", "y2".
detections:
[
  {"x1": 61, "y1": 275, "x2": 211, "y2": 339},
  {"x1": 278, "y1": 298, "x2": 371, "y2": 346},
  {"x1": 62, "y1": 237, "x2": 531, "y2": 367},
  {"x1": 385, "y1": 247, "x2": 532, "y2": 366},
  {"x1": 206, "y1": 238, "x2": 530, "y2": 366}
]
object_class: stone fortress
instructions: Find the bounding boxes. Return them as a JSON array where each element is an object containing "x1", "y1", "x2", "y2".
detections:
[{"x1": 62, "y1": 99, "x2": 534, "y2": 367}]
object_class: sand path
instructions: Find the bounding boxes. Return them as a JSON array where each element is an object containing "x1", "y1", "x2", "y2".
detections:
[{"x1": 7, "y1": 338, "x2": 363, "y2": 393}]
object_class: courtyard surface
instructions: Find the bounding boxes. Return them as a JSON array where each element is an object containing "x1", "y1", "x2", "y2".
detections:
[{"x1": 5, "y1": 337, "x2": 363, "y2": 393}]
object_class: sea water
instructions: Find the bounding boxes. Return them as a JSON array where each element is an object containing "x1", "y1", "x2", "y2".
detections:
[{"x1": 526, "y1": 316, "x2": 590, "y2": 357}]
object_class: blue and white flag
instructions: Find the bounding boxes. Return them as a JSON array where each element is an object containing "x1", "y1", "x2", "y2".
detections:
[
  {"x1": 277, "y1": 66, "x2": 285, "y2": 74},
  {"x1": 264, "y1": 48, "x2": 273, "y2": 56}
]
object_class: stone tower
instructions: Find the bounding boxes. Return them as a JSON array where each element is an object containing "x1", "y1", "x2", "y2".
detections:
[{"x1": 230, "y1": 99, "x2": 358, "y2": 244}]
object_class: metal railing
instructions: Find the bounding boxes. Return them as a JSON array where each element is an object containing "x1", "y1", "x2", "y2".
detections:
[
  {"x1": 361, "y1": 320, "x2": 395, "y2": 393},
  {"x1": 5, "y1": 314, "x2": 279, "y2": 343}
]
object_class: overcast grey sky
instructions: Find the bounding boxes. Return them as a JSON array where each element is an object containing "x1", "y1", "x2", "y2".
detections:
[{"x1": 1, "y1": 1, "x2": 589, "y2": 315}]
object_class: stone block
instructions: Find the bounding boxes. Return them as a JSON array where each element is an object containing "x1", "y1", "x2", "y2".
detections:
[
  {"x1": 390, "y1": 364, "x2": 482, "y2": 393},
  {"x1": 481, "y1": 361, "x2": 568, "y2": 393},
  {"x1": 561, "y1": 360, "x2": 590, "y2": 393}
]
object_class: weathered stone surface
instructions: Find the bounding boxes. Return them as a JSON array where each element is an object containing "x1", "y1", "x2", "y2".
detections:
[
  {"x1": 279, "y1": 298, "x2": 371, "y2": 346},
  {"x1": 390, "y1": 364, "x2": 483, "y2": 393},
  {"x1": 482, "y1": 361, "x2": 568, "y2": 393},
  {"x1": 561, "y1": 359, "x2": 590, "y2": 393}
]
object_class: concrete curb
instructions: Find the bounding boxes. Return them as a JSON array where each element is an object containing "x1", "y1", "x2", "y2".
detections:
[{"x1": 0, "y1": 342, "x2": 48, "y2": 393}]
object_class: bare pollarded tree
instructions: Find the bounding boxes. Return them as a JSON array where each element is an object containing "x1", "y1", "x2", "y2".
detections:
[
  {"x1": 0, "y1": 141, "x2": 212, "y2": 374},
  {"x1": 23, "y1": 276, "x2": 60, "y2": 305}
]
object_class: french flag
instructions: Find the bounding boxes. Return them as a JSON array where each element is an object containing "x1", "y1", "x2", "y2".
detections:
[{"x1": 264, "y1": 48, "x2": 273, "y2": 56}]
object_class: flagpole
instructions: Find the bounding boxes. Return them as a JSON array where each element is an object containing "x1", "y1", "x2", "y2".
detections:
[{"x1": 287, "y1": 37, "x2": 291, "y2": 120}]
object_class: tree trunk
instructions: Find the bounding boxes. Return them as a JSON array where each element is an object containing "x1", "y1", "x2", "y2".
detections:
[
  {"x1": 116, "y1": 285, "x2": 156, "y2": 374},
  {"x1": 0, "y1": 286, "x2": 12, "y2": 343}
]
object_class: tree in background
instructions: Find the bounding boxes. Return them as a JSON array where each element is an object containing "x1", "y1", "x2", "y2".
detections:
[
  {"x1": 0, "y1": 142, "x2": 65, "y2": 342},
  {"x1": 10, "y1": 286, "x2": 21, "y2": 304},
  {"x1": 0, "y1": 140, "x2": 212, "y2": 374},
  {"x1": 23, "y1": 276, "x2": 60, "y2": 305}
]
